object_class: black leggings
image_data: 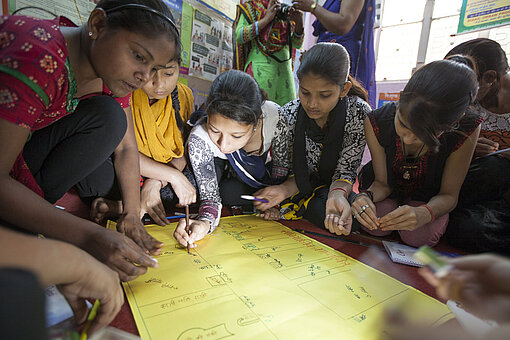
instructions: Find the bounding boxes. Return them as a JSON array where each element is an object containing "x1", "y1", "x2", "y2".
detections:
[
  {"x1": 301, "y1": 186, "x2": 329, "y2": 229},
  {"x1": 23, "y1": 96, "x2": 127, "y2": 204},
  {"x1": 214, "y1": 158, "x2": 257, "y2": 208},
  {"x1": 446, "y1": 155, "x2": 510, "y2": 254}
]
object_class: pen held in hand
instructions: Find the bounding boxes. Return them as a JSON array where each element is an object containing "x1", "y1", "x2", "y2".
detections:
[
  {"x1": 240, "y1": 195, "x2": 269, "y2": 203},
  {"x1": 80, "y1": 299, "x2": 100, "y2": 340},
  {"x1": 185, "y1": 205, "x2": 190, "y2": 254},
  {"x1": 143, "y1": 214, "x2": 186, "y2": 223},
  {"x1": 479, "y1": 147, "x2": 510, "y2": 159}
]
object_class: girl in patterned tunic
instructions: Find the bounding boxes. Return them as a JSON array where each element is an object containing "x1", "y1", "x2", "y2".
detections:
[
  {"x1": 253, "y1": 43, "x2": 371, "y2": 236},
  {"x1": 0, "y1": 0, "x2": 181, "y2": 281},
  {"x1": 173, "y1": 70, "x2": 290, "y2": 249},
  {"x1": 354, "y1": 59, "x2": 482, "y2": 247},
  {"x1": 444, "y1": 39, "x2": 510, "y2": 254}
]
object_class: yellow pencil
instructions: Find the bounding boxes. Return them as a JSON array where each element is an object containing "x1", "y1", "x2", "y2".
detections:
[{"x1": 80, "y1": 299, "x2": 100, "y2": 340}]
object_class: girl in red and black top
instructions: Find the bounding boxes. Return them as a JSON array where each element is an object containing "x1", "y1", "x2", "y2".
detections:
[
  {"x1": 0, "y1": 0, "x2": 180, "y2": 281},
  {"x1": 353, "y1": 59, "x2": 482, "y2": 247}
]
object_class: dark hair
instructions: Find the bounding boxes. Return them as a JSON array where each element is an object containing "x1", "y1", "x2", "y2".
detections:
[
  {"x1": 205, "y1": 70, "x2": 262, "y2": 126},
  {"x1": 444, "y1": 54, "x2": 478, "y2": 76},
  {"x1": 399, "y1": 60, "x2": 477, "y2": 153},
  {"x1": 445, "y1": 38, "x2": 509, "y2": 80},
  {"x1": 95, "y1": 0, "x2": 181, "y2": 63},
  {"x1": 296, "y1": 42, "x2": 368, "y2": 103}
]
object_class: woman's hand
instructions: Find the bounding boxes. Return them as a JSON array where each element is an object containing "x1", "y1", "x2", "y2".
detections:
[
  {"x1": 140, "y1": 179, "x2": 168, "y2": 226},
  {"x1": 169, "y1": 172, "x2": 196, "y2": 207},
  {"x1": 474, "y1": 137, "x2": 498, "y2": 157},
  {"x1": 289, "y1": 6, "x2": 304, "y2": 27},
  {"x1": 324, "y1": 192, "x2": 352, "y2": 235},
  {"x1": 419, "y1": 254, "x2": 510, "y2": 323},
  {"x1": 351, "y1": 193, "x2": 379, "y2": 230},
  {"x1": 291, "y1": 0, "x2": 315, "y2": 12},
  {"x1": 252, "y1": 185, "x2": 287, "y2": 211},
  {"x1": 58, "y1": 251, "x2": 124, "y2": 336},
  {"x1": 85, "y1": 228, "x2": 159, "y2": 281},
  {"x1": 173, "y1": 218, "x2": 211, "y2": 248},
  {"x1": 116, "y1": 211, "x2": 163, "y2": 255},
  {"x1": 263, "y1": 0, "x2": 281, "y2": 23},
  {"x1": 379, "y1": 205, "x2": 430, "y2": 231}
]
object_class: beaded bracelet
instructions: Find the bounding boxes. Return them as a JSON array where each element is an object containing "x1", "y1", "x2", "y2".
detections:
[
  {"x1": 422, "y1": 204, "x2": 435, "y2": 222},
  {"x1": 328, "y1": 187, "x2": 348, "y2": 198}
]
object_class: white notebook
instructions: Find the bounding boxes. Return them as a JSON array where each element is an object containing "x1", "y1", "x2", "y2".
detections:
[{"x1": 382, "y1": 241, "x2": 424, "y2": 267}]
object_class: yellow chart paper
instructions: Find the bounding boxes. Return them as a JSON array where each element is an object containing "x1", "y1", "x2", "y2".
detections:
[{"x1": 119, "y1": 216, "x2": 453, "y2": 340}]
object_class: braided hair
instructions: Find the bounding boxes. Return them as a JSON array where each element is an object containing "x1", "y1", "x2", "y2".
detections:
[{"x1": 170, "y1": 86, "x2": 184, "y2": 136}]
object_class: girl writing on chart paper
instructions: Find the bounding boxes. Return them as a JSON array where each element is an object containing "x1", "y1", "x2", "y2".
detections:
[
  {"x1": 353, "y1": 59, "x2": 481, "y2": 247},
  {"x1": 173, "y1": 70, "x2": 290, "y2": 248},
  {"x1": 0, "y1": 0, "x2": 181, "y2": 280}
]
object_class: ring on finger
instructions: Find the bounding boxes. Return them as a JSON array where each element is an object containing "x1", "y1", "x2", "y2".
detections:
[
  {"x1": 361, "y1": 204, "x2": 369, "y2": 211},
  {"x1": 359, "y1": 209, "x2": 366, "y2": 216}
]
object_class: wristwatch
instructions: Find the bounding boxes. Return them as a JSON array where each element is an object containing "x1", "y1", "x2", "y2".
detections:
[{"x1": 310, "y1": 0, "x2": 317, "y2": 13}]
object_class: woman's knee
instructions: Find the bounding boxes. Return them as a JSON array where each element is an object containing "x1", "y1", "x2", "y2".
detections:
[
  {"x1": 77, "y1": 96, "x2": 127, "y2": 145},
  {"x1": 399, "y1": 214, "x2": 449, "y2": 247}
]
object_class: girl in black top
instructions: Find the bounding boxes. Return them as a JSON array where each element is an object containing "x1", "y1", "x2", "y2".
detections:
[{"x1": 353, "y1": 59, "x2": 482, "y2": 247}]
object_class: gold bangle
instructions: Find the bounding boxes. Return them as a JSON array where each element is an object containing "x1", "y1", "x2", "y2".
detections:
[{"x1": 333, "y1": 178, "x2": 353, "y2": 186}]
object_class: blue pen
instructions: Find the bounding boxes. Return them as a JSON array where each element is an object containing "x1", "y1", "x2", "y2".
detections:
[
  {"x1": 240, "y1": 195, "x2": 269, "y2": 203},
  {"x1": 143, "y1": 214, "x2": 186, "y2": 223}
]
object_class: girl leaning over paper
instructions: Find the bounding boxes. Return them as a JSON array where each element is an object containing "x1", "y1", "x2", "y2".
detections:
[
  {"x1": 252, "y1": 43, "x2": 370, "y2": 237},
  {"x1": 130, "y1": 56, "x2": 196, "y2": 225},
  {"x1": 354, "y1": 58, "x2": 481, "y2": 247},
  {"x1": 173, "y1": 70, "x2": 291, "y2": 249}
]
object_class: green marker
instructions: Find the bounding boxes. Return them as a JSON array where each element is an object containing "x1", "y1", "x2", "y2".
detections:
[{"x1": 414, "y1": 246, "x2": 452, "y2": 278}]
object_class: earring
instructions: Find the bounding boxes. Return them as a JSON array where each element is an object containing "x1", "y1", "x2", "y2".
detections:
[{"x1": 88, "y1": 31, "x2": 93, "y2": 37}]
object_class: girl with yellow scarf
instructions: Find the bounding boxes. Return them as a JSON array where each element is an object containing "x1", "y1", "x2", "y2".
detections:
[{"x1": 131, "y1": 58, "x2": 195, "y2": 225}]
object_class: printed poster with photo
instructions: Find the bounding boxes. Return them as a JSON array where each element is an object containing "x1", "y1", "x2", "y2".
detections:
[
  {"x1": 199, "y1": 0, "x2": 238, "y2": 20},
  {"x1": 220, "y1": 22, "x2": 233, "y2": 73},
  {"x1": 189, "y1": 8, "x2": 223, "y2": 81},
  {"x1": 162, "y1": 0, "x2": 183, "y2": 32}
]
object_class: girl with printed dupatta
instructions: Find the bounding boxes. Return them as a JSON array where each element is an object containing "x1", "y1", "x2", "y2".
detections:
[
  {"x1": 130, "y1": 56, "x2": 196, "y2": 226},
  {"x1": 234, "y1": 0, "x2": 304, "y2": 106},
  {"x1": 173, "y1": 70, "x2": 290, "y2": 249},
  {"x1": 253, "y1": 43, "x2": 370, "y2": 236}
]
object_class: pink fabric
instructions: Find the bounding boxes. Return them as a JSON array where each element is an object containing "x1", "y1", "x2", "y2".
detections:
[{"x1": 361, "y1": 198, "x2": 449, "y2": 247}]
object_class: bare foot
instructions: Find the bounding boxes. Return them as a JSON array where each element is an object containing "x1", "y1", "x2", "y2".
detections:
[{"x1": 90, "y1": 197, "x2": 123, "y2": 224}]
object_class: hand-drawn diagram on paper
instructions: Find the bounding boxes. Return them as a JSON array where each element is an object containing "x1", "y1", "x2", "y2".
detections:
[{"x1": 121, "y1": 216, "x2": 453, "y2": 340}]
